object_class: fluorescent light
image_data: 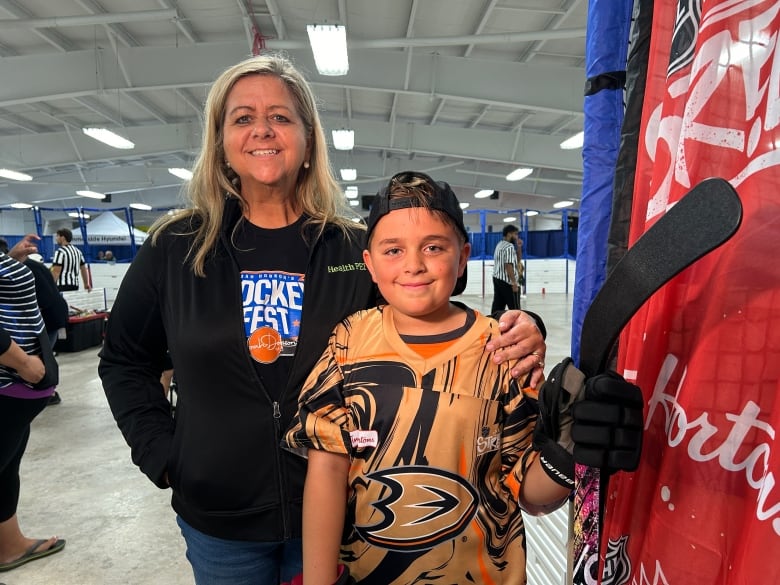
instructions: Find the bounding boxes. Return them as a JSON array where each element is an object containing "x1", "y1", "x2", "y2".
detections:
[
  {"x1": 340, "y1": 168, "x2": 357, "y2": 181},
  {"x1": 76, "y1": 190, "x2": 106, "y2": 200},
  {"x1": 168, "y1": 167, "x2": 193, "y2": 181},
  {"x1": 130, "y1": 203, "x2": 152, "y2": 211},
  {"x1": 348, "y1": 200, "x2": 359, "y2": 207},
  {"x1": 0, "y1": 169, "x2": 33, "y2": 181},
  {"x1": 459, "y1": 202, "x2": 470, "y2": 209},
  {"x1": 526, "y1": 210, "x2": 539, "y2": 217},
  {"x1": 506, "y1": 168, "x2": 533, "y2": 181},
  {"x1": 560, "y1": 131, "x2": 584, "y2": 150},
  {"x1": 307, "y1": 24, "x2": 349, "y2": 75},
  {"x1": 553, "y1": 200, "x2": 574, "y2": 208},
  {"x1": 10, "y1": 202, "x2": 33, "y2": 209},
  {"x1": 503, "y1": 216, "x2": 517, "y2": 222},
  {"x1": 332, "y1": 129, "x2": 354, "y2": 150},
  {"x1": 345, "y1": 186, "x2": 359, "y2": 199},
  {"x1": 474, "y1": 189, "x2": 493, "y2": 199},
  {"x1": 68, "y1": 212, "x2": 90, "y2": 219},
  {"x1": 82, "y1": 127, "x2": 135, "y2": 149}
]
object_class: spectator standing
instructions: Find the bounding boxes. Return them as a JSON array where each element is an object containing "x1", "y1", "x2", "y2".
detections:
[
  {"x1": 50, "y1": 228, "x2": 91, "y2": 292},
  {"x1": 0, "y1": 235, "x2": 65, "y2": 574},
  {"x1": 0, "y1": 238, "x2": 68, "y2": 406},
  {"x1": 491, "y1": 224, "x2": 521, "y2": 312}
]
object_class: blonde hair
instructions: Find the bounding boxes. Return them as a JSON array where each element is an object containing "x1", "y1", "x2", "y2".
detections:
[{"x1": 151, "y1": 52, "x2": 359, "y2": 276}]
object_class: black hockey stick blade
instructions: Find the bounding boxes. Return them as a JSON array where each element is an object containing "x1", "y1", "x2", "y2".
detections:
[{"x1": 578, "y1": 177, "x2": 742, "y2": 377}]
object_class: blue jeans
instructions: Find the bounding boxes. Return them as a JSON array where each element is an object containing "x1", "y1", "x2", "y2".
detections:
[{"x1": 177, "y1": 516, "x2": 302, "y2": 585}]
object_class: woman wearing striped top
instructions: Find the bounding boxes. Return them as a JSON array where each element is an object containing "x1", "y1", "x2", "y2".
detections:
[{"x1": 0, "y1": 236, "x2": 66, "y2": 573}]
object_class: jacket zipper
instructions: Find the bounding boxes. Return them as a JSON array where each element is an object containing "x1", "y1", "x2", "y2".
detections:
[{"x1": 221, "y1": 223, "x2": 291, "y2": 541}]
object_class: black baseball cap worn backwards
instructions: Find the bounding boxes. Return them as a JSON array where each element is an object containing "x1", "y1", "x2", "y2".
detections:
[{"x1": 366, "y1": 171, "x2": 469, "y2": 296}]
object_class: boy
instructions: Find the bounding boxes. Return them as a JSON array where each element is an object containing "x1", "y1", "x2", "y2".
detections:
[{"x1": 284, "y1": 171, "x2": 642, "y2": 584}]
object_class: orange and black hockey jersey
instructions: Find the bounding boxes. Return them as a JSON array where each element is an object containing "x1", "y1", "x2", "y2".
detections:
[{"x1": 285, "y1": 303, "x2": 545, "y2": 584}]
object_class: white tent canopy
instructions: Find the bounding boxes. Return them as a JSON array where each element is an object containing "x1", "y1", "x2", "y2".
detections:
[{"x1": 70, "y1": 211, "x2": 148, "y2": 246}]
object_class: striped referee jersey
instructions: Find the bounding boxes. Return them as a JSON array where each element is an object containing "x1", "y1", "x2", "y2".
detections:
[
  {"x1": 52, "y1": 243, "x2": 85, "y2": 290},
  {"x1": 492, "y1": 239, "x2": 518, "y2": 284}
]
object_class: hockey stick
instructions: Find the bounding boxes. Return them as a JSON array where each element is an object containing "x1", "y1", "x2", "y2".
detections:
[{"x1": 570, "y1": 177, "x2": 742, "y2": 585}]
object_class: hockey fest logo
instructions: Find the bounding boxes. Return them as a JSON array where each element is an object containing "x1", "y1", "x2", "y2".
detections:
[
  {"x1": 354, "y1": 466, "x2": 479, "y2": 551},
  {"x1": 241, "y1": 270, "x2": 304, "y2": 363}
]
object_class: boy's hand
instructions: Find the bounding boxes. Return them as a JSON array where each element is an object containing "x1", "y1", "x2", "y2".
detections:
[
  {"x1": 283, "y1": 564, "x2": 354, "y2": 585},
  {"x1": 532, "y1": 358, "x2": 584, "y2": 488},
  {"x1": 533, "y1": 359, "x2": 644, "y2": 486},
  {"x1": 572, "y1": 371, "x2": 644, "y2": 472}
]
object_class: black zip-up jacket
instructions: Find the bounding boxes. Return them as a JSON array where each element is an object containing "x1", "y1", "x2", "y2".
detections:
[{"x1": 99, "y1": 199, "x2": 375, "y2": 541}]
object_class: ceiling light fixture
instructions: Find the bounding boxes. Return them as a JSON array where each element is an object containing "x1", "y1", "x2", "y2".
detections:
[
  {"x1": 0, "y1": 169, "x2": 33, "y2": 181},
  {"x1": 68, "y1": 212, "x2": 90, "y2": 219},
  {"x1": 82, "y1": 127, "x2": 135, "y2": 149},
  {"x1": 459, "y1": 202, "x2": 470, "y2": 210},
  {"x1": 344, "y1": 186, "x2": 359, "y2": 199},
  {"x1": 348, "y1": 200, "x2": 359, "y2": 207},
  {"x1": 130, "y1": 203, "x2": 152, "y2": 211},
  {"x1": 506, "y1": 168, "x2": 533, "y2": 181},
  {"x1": 560, "y1": 131, "x2": 584, "y2": 150},
  {"x1": 553, "y1": 200, "x2": 575, "y2": 208},
  {"x1": 503, "y1": 216, "x2": 518, "y2": 222},
  {"x1": 76, "y1": 189, "x2": 107, "y2": 200},
  {"x1": 307, "y1": 24, "x2": 349, "y2": 75},
  {"x1": 168, "y1": 167, "x2": 193, "y2": 181},
  {"x1": 332, "y1": 129, "x2": 355, "y2": 150},
  {"x1": 474, "y1": 189, "x2": 493, "y2": 199},
  {"x1": 340, "y1": 168, "x2": 357, "y2": 181},
  {"x1": 526, "y1": 210, "x2": 539, "y2": 217},
  {"x1": 10, "y1": 202, "x2": 33, "y2": 209}
]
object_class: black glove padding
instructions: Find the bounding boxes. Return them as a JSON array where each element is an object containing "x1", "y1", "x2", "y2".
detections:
[
  {"x1": 571, "y1": 370, "x2": 644, "y2": 473},
  {"x1": 532, "y1": 357, "x2": 586, "y2": 488}
]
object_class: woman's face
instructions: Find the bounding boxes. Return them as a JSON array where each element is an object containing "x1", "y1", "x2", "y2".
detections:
[{"x1": 222, "y1": 74, "x2": 311, "y2": 197}]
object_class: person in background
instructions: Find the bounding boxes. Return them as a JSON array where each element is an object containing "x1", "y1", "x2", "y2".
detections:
[
  {"x1": 50, "y1": 228, "x2": 91, "y2": 292},
  {"x1": 491, "y1": 223, "x2": 521, "y2": 312},
  {"x1": 284, "y1": 172, "x2": 644, "y2": 584},
  {"x1": 0, "y1": 234, "x2": 66, "y2": 574},
  {"x1": 517, "y1": 234, "x2": 527, "y2": 299},
  {"x1": 0, "y1": 238, "x2": 69, "y2": 406},
  {"x1": 99, "y1": 53, "x2": 546, "y2": 585}
]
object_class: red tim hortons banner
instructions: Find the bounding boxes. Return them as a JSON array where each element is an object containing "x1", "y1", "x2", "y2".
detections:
[{"x1": 601, "y1": 1, "x2": 780, "y2": 584}]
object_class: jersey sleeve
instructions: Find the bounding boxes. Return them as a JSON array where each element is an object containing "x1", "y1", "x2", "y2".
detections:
[
  {"x1": 284, "y1": 320, "x2": 355, "y2": 456},
  {"x1": 499, "y1": 380, "x2": 542, "y2": 503},
  {"x1": 51, "y1": 248, "x2": 64, "y2": 266}
]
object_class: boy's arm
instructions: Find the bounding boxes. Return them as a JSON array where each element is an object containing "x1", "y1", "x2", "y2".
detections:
[{"x1": 304, "y1": 449, "x2": 350, "y2": 585}]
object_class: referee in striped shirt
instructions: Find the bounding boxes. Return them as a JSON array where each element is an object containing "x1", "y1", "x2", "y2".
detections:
[
  {"x1": 51, "y1": 228, "x2": 91, "y2": 292},
  {"x1": 491, "y1": 224, "x2": 521, "y2": 313}
]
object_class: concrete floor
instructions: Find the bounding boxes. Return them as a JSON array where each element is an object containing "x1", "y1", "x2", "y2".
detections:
[{"x1": 8, "y1": 292, "x2": 573, "y2": 585}]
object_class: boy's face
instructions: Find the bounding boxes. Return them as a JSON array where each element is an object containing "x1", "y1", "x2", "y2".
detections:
[{"x1": 364, "y1": 206, "x2": 470, "y2": 330}]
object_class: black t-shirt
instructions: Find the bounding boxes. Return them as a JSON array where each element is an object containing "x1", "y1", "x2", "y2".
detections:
[{"x1": 232, "y1": 216, "x2": 309, "y2": 400}]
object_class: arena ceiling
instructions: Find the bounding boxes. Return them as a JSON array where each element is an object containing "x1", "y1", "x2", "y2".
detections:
[{"x1": 0, "y1": 0, "x2": 587, "y2": 229}]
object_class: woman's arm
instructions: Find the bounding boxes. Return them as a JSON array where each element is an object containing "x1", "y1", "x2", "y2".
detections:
[
  {"x1": 303, "y1": 449, "x2": 350, "y2": 585},
  {"x1": 0, "y1": 336, "x2": 45, "y2": 384}
]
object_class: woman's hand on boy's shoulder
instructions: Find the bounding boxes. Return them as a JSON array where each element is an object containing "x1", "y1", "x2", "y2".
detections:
[{"x1": 486, "y1": 310, "x2": 546, "y2": 387}]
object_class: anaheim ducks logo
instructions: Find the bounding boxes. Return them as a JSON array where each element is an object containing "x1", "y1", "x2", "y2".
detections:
[{"x1": 355, "y1": 466, "x2": 478, "y2": 551}]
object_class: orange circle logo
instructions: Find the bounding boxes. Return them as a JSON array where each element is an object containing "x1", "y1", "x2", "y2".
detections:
[{"x1": 248, "y1": 326, "x2": 283, "y2": 363}]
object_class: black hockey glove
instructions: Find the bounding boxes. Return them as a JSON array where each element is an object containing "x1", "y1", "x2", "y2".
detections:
[
  {"x1": 571, "y1": 370, "x2": 644, "y2": 473},
  {"x1": 532, "y1": 358, "x2": 585, "y2": 489}
]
